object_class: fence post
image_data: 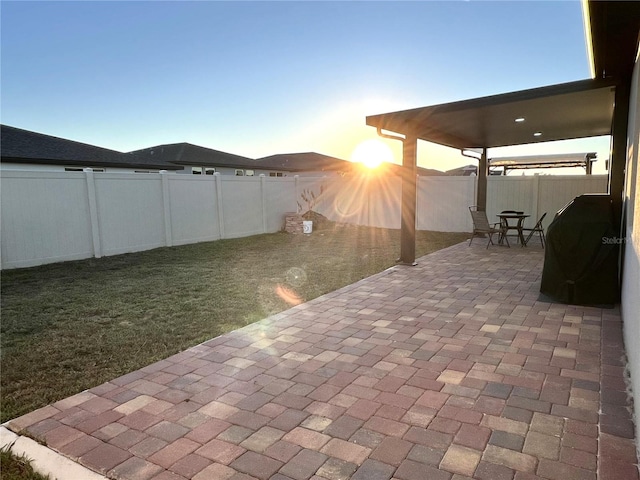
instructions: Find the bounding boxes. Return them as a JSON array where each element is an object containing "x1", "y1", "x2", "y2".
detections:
[
  {"x1": 321, "y1": 175, "x2": 328, "y2": 219},
  {"x1": 160, "y1": 170, "x2": 173, "y2": 247},
  {"x1": 84, "y1": 168, "x2": 102, "y2": 259},
  {"x1": 215, "y1": 173, "x2": 225, "y2": 239},
  {"x1": 531, "y1": 174, "x2": 540, "y2": 228},
  {"x1": 294, "y1": 175, "x2": 300, "y2": 212},
  {"x1": 367, "y1": 175, "x2": 372, "y2": 227},
  {"x1": 260, "y1": 174, "x2": 268, "y2": 233}
]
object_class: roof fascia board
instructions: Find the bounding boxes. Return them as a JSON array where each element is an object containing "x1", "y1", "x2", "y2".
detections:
[
  {"x1": 366, "y1": 78, "x2": 617, "y2": 135},
  {"x1": 582, "y1": 0, "x2": 596, "y2": 78}
]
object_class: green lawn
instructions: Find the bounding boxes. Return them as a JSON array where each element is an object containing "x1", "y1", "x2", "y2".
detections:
[{"x1": 1, "y1": 224, "x2": 468, "y2": 422}]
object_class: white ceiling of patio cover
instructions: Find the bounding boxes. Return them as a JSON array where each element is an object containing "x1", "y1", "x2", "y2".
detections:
[{"x1": 366, "y1": 79, "x2": 616, "y2": 150}]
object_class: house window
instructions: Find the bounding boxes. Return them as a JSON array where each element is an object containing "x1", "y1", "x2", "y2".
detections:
[
  {"x1": 205, "y1": 167, "x2": 216, "y2": 175},
  {"x1": 192, "y1": 167, "x2": 203, "y2": 175},
  {"x1": 65, "y1": 167, "x2": 105, "y2": 172},
  {"x1": 245, "y1": 169, "x2": 255, "y2": 176},
  {"x1": 235, "y1": 169, "x2": 245, "y2": 176},
  {"x1": 269, "y1": 172, "x2": 284, "y2": 177}
]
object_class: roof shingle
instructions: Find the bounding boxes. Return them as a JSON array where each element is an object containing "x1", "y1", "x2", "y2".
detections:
[
  {"x1": 129, "y1": 143, "x2": 258, "y2": 169},
  {"x1": 1, "y1": 125, "x2": 182, "y2": 170}
]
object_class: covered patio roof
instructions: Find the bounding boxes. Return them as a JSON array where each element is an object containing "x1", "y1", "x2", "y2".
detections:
[
  {"x1": 365, "y1": 78, "x2": 618, "y2": 265},
  {"x1": 366, "y1": 78, "x2": 616, "y2": 150},
  {"x1": 364, "y1": 1, "x2": 636, "y2": 266}
]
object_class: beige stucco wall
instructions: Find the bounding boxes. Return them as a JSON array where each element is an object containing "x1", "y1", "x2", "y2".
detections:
[{"x1": 622, "y1": 40, "x2": 640, "y2": 452}]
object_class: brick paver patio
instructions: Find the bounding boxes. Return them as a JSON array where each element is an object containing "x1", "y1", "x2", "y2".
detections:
[{"x1": 6, "y1": 241, "x2": 639, "y2": 479}]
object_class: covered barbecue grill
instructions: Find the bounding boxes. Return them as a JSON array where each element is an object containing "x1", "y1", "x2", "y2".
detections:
[{"x1": 540, "y1": 194, "x2": 620, "y2": 305}]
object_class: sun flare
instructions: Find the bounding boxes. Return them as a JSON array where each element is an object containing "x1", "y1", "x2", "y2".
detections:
[{"x1": 351, "y1": 139, "x2": 394, "y2": 169}]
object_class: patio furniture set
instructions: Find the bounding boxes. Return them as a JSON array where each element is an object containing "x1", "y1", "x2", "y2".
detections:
[{"x1": 469, "y1": 206, "x2": 546, "y2": 249}]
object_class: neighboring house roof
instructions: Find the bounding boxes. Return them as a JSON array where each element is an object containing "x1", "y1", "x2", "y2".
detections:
[
  {"x1": 383, "y1": 164, "x2": 445, "y2": 177},
  {"x1": 129, "y1": 143, "x2": 261, "y2": 170},
  {"x1": 0, "y1": 125, "x2": 442, "y2": 177},
  {"x1": 0, "y1": 124, "x2": 182, "y2": 170},
  {"x1": 445, "y1": 164, "x2": 478, "y2": 176},
  {"x1": 257, "y1": 153, "x2": 444, "y2": 176},
  {"x1": 256, "y1": 152, "x2": 353, "y2": 172}
]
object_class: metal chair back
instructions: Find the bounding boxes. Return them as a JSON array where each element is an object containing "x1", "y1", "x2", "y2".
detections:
[
  {"x1": 469, "y1": 206, "x2": 509, "y2": 248},
  {"x1": 523, "y1": 212, "x2": 547, "y2": 247},
  {"x1": 469, "y1": 207, "x2": 492, "y2": 233}
]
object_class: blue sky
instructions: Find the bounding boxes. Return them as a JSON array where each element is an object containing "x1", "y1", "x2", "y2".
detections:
[{"x1": 1, "y1": 1, "x2": 608, "y2": 172}]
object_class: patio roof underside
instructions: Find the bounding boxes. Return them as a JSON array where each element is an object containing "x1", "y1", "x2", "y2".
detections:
[{"x1": 366, "y1": 78, "x2": 616, "y2": 150}]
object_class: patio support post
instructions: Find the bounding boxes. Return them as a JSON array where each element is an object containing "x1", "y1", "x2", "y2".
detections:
[
  {"x1": 610, "y1": 79, "x2": 631, "y2": 231},
  {"x1": 399, "y1": 133, "x2": 417, "y2": 265},
  {"x1": 260, "y1": 174, "x2": 268, "y2": 233},
  {"x1": 477, "y1": 148, "x2": 488, "y2": 211}
]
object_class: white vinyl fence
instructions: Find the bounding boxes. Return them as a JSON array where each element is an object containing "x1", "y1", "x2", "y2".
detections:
[
  {"x1": 317, "y1": 174, "x2": 608, "y2": 233},
  {"x1": 486, "y1": 175, "x2": 609, "y2": 232},
  {"x1": 0, "y1": 170, "x2": 607, "y2": 269}
]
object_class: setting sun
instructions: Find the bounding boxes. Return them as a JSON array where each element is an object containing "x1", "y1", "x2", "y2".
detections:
[{"x1": 351, "y1": 139, "x2": 394, "y2": 169}]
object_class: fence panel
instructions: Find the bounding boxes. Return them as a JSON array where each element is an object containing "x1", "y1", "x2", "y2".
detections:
[
  {"x1": 219, "y1": 177, "x2": 264, "y2": 238},
  {"x1": 0, "y1": 171, "x2": 94, "y2": 268},
  {"x1": 312, "y1": 177, "x2": 343, "y2": 223},
  {"x1": 367, "y1": 176, "x2": 402, "y2": 229},
  {"x1": 168, "y1": 175, "x2": 220, "y2": 245},
  {"x1": 0, "y1": 170, "x2": 613, "y2": 269},
  {"x1": 418, "y1": 176, "x2": 475, "y2": 232},
  {"x1": 296, "y1": 177, "x2": 329, "y2": 216},
  {"x1": 317, "y1": 176, "x2": 369, "y2": 225},
  {"x1": 487, "y1": 177, "x2": 536, "y2": 227},
  {"x1": 94, "y1": 174, "x2": 166, "y2": 256},
  {"x1": 536, "y1": 175, "x2": 608, "y2": 230},
  {"x1": 264, "y1": 177, "x2": 296, "y2": 232}
]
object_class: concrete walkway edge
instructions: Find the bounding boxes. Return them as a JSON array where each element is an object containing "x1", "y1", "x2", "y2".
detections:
[{"x1": 0, "y1": 425, "x2": 106, "y2": 480}]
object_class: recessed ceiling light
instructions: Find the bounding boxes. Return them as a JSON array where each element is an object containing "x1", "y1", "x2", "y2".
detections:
[
  {"x1": 533, "y1": 132, "x2": 543, "y2": 137},
  {"x1": 515, "y1": 117, "x2": 525, "y2": 123}
]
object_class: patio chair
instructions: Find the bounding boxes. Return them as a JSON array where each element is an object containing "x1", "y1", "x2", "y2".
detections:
[
  {"x1": 522, "y1": 212, "x2": 547, "y2": 248},
  {"x1": 469, "y1": 206, "x2": 509, "y2": 248}
]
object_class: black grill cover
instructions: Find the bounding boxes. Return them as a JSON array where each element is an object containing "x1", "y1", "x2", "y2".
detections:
[{"x1": 540, "y1": 194, "x2": 619, "y2": 305}]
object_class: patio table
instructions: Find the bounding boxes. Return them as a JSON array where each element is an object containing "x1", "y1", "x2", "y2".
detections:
[{"x1": 497, "y1": 212, "x2": 530, "y2": 245}]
